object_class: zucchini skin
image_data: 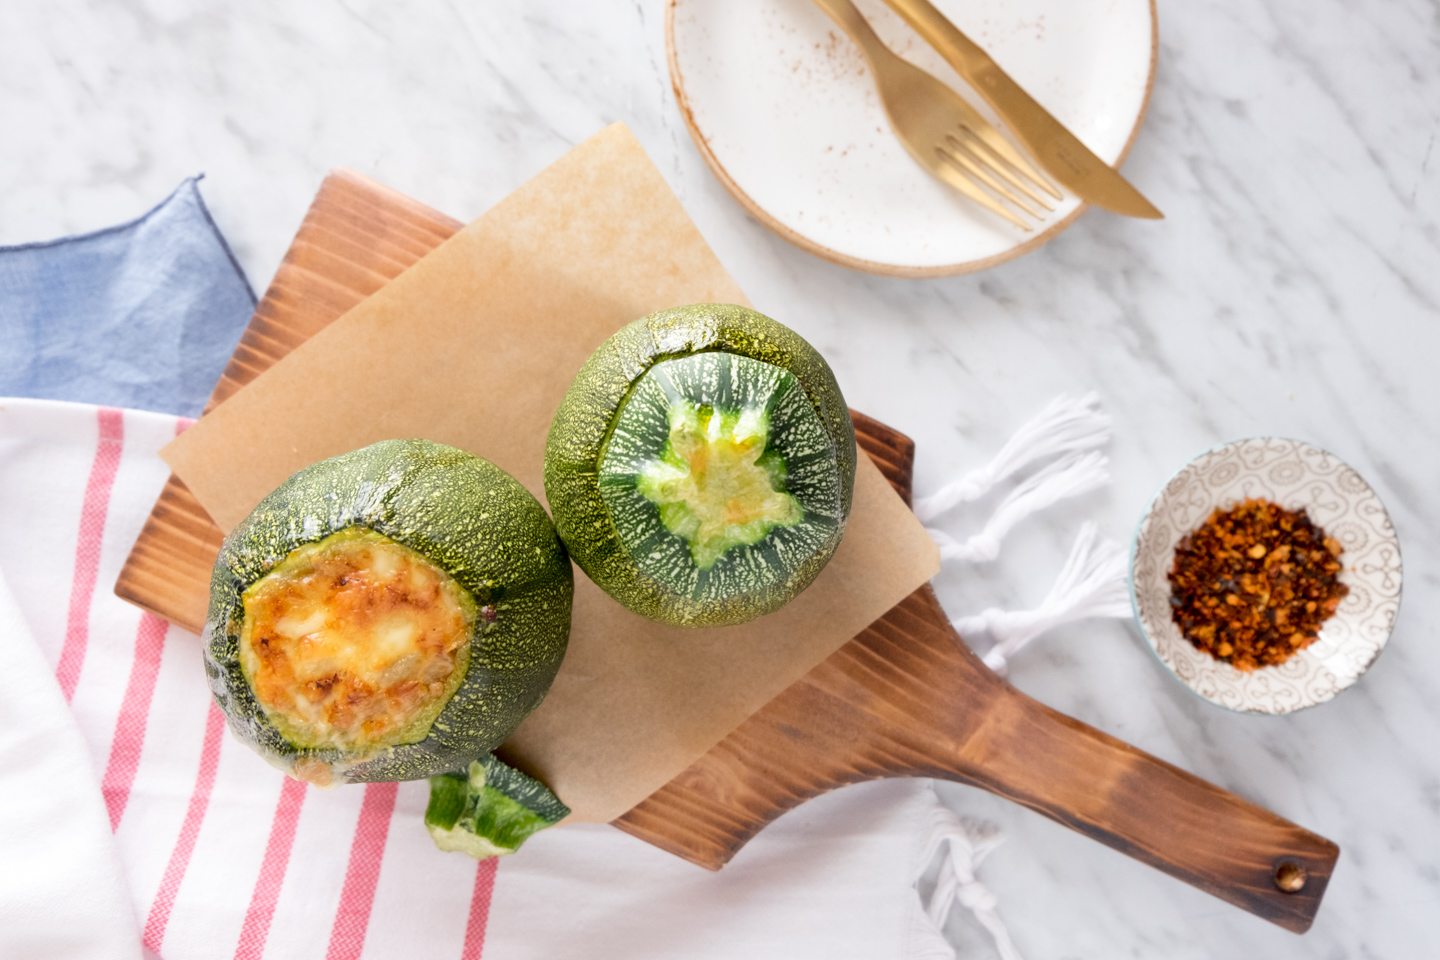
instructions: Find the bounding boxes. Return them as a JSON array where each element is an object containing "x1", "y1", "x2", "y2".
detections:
[
  {"x1": 425, "y1": 754, "x2": 570, "y2": 858},
  {"x1": 204, "y1": 439, "x2": 573, "y2": 784},
  {"x1": 544, "y1": 303, "x2": 856, "y2": 626}
]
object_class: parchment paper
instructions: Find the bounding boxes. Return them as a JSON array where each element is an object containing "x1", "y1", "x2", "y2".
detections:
[{"x1": 162, "y1": 124, "x2": 940, "y2": 823}]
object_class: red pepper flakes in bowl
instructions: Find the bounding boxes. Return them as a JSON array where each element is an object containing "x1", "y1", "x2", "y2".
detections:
[{"x1": 1168, "y1": 498, "x2": 1348, "y2": 671}]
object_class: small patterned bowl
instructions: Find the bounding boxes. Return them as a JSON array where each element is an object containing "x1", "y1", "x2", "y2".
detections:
[{"x1": 1131, "y1": 437, "x2": 1402, "y2": 714}]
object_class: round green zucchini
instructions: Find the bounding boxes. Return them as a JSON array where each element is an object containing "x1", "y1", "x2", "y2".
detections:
[
  {"x1": 203, "y1": 439, "x2": 573, "y2": 786},
  {"x1": 544, "y1": 303, "x2": 856, "y2": 627}
]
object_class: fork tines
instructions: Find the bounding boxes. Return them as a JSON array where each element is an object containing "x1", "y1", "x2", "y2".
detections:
[{"x1": 936, "y1": 126, "x2": 1058, "y2": 230}]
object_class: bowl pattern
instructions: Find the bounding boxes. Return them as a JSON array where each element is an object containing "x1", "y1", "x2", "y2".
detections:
[{"x1": 1131, "y1": 438, "x2": 1401, "y2": 713}]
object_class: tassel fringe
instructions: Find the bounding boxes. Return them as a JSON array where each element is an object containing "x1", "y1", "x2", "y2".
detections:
[
  {"x1": 909, "y1": 789, "x2": 1025, "y2": 960},
  {"x1": 950, "y1": 523, "x2": 1133, "y2": 676},
  {"x1": 905, "y1": 396, "x2": 1128, "y2": 956},
  {"x1": 914, "y1": 393, "x2": 1111, "y2": 524},
  {"x1": 925, "y1": 451, "x2": 1110, "y2": 563}
]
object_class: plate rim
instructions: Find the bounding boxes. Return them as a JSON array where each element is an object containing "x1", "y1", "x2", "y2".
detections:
[{"x1": 665, "y1": 0, "x2": 1160, "y2": 278}]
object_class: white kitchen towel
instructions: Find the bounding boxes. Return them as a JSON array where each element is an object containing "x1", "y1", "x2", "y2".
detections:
[
  {"x1": 0, "y1": 397, "x2": 1009, "y2": 960},
  {"x1": 0, "y1": 566, "x2": 142, "y2": 960}
]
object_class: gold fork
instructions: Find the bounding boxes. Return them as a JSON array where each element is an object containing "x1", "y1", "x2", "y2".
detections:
[{"x1": 811, "y1": 0, "x2": 1061, "y2": 230}]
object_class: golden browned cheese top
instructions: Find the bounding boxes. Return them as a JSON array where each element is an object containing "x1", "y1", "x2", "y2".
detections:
[{"x1": 238, "y1": 528, "x2": 475, "y2": 754}]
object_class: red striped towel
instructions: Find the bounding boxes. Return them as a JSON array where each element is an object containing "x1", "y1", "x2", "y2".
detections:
[{"x1": 0, "y1": 397, "x2": 961, "y2": 960}]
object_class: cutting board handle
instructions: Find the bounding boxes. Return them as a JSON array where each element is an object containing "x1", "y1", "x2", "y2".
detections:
[
  {"x1": 618, "y1": 420, "x2": 1338, "y2": 932},
  {"x1": 927, "y1": 655, "x2": 1339, "y2": 933}
]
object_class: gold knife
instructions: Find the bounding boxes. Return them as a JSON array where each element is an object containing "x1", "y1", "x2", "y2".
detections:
[{"x1": 881, "y1": 0, "x2": 1163, "y2": 219}]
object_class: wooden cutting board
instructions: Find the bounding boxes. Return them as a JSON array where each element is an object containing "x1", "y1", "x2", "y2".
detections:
[{"x1": 115, "y1": 170, "x2": 1338, "y2": 934}]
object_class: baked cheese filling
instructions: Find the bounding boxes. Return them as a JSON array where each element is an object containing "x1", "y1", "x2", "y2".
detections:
[{"x1": 238, "y1": 527, "x2": 475, "y2": 760}]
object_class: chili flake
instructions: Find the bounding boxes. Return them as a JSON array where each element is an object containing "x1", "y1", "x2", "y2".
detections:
[{"x1": 1168, "y1": 498, "x2": 1348, "y2": 671}]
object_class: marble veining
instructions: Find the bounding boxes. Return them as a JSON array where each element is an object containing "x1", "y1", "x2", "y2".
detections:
[{"x1": 3, "y1": 0, "x2": 1437, "y2": 955}]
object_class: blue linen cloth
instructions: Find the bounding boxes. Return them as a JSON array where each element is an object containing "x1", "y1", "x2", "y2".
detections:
[{"x1": 0, "y1": 176, "x2": 256, "y2": 417}]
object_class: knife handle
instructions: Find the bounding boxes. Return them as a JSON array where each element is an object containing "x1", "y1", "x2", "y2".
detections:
[
  {"x1": 882, "y1": 0, "x2": 1074, "y2": 161},
  {"x1": 881, "y1": 0, "x2": 1164, "y2": 217},
  {"x1": 884, "y1": 0, "x2": 996, "y2": 82}
]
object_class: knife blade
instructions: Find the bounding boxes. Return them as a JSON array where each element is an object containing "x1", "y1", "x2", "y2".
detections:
[{"x1": 881, "y1": 0, "x2": 1163, "y2": 219}]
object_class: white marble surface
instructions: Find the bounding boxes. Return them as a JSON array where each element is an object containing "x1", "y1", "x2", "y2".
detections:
[{"x1": 3, "y1": 0, "x2": 1437, "y2": 956}]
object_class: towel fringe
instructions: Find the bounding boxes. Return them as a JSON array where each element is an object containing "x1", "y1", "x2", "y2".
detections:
[
  {"x1": 914, "y1": 393, "x2": 1110, "y2": 524},
  {"x1": 909, "y1": 789, "x2": 1025, "y2": 960},
  {"x1": 952, "y1": 523, "x2": 1133, "y2": 676},
  {"x1": 915, "y1": 394, "x2": 1132, "y2": 678},
  {"x1": 926, "y1": 451, "x2": 1109, "y2": 563}
]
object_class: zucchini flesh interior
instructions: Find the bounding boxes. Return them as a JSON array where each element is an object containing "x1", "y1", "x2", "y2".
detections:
[
  {"x1": 636, "y1": 401, "x2": 802, "y2": 569},
  {"x1": 597, "y1": 352, "x2": 842, "y2": 606},
  {"x1": 425, "y1": 754, "x2": 570, "y2": 858},
  {"x1": 238, "y1": 527, "x2": 476, "y2": 757}
]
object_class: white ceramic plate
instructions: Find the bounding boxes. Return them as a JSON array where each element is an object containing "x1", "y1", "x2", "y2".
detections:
[
  {"x1": 667, "y1": 0, "x2": 1156, "y2": 277},
  {"x1": 1131, "y1": 438, "x2": 1403, "y2": 714}
]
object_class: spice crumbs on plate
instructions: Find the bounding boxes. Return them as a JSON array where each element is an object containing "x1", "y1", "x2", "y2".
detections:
[{"x1": 1168, "y1": 498, "x2": 1348, "y2": 671}]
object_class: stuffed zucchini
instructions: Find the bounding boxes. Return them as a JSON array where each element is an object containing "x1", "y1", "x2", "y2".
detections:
[
  {"x1": 544, "y1": 303, "x2": 856, "y2": 627},
  {"x1": 203, "y1": 439, "x2": 573, "y2": 787}
]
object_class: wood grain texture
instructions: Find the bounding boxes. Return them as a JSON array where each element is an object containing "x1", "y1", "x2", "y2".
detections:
[{"x1": 113, "y1": 170, "x2": 1337, "y2": 933}]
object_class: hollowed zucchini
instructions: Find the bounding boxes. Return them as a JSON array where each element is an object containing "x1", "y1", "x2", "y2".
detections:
[{"x1": 544, "y1": 304, "x2": 856, "y2": 626}]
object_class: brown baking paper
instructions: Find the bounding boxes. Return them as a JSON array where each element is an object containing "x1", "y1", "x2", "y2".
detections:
[{"x1": 161, "y1": 123, "x2": 940, "y2": 823}]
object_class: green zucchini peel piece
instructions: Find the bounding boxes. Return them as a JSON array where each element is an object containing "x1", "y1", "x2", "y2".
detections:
[{"x1": 425, "y1": 754, "x2": 569, "y2": 858}]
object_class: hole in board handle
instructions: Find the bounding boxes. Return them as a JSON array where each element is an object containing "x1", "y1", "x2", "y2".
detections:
[{"x1": 1274, "y1": 861, "x2": 1308, "y2": 893}]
